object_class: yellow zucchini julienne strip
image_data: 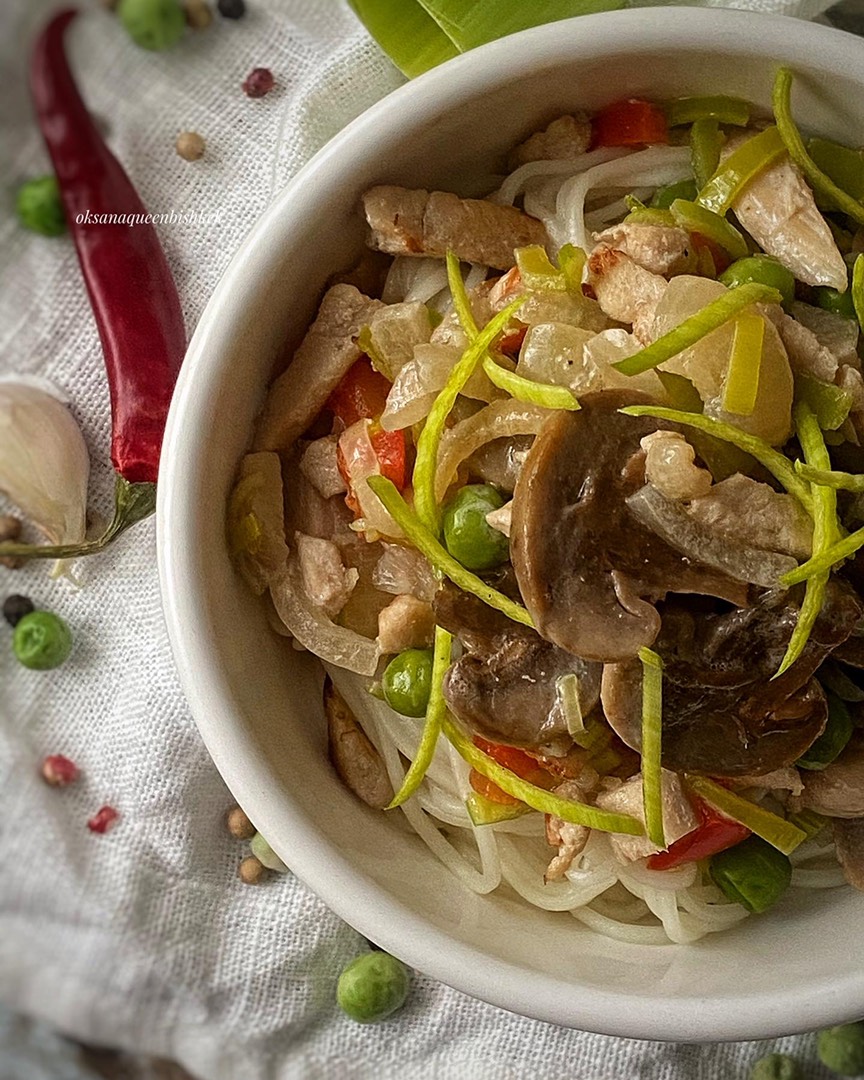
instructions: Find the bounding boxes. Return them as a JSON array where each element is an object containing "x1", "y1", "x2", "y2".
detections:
[
  {"x1": 638, "y1": 647, "x2": 665, "y2": 850},
  {"x1": 695, "y1": 124, "x2": 786, "y2": 216},
  {"x1": 721, "y1": 312, "x2": 764, "y2": 417},
  {"x1": 366, "y1": 474, "x2": 534, "y2": 628},
  {"x1": 442, "y1": 715, "x2": 644, "y2": 835},
  {"x1": 853, "y1": 254, "x2": 864, "y2": 332},
  {"x1": 687, "y1": 776, "x2": 807, "y2": 856},
  {"x1": 387, "y1": 625, "x2": 452, "y2": 809}
]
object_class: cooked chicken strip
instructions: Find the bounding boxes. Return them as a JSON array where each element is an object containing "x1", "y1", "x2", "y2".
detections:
[
  {"x1": 510, "y1": 113, "x2": 592, "y2": 168},
  {"x1": 593, "y1": 222, "x2": 695, "y2": 277},
  {"x1": 587, "y1": 245, "x2": 668, "y2": 341},
  {"x1": 363, "y1": 185, "x2": 548, "y2": 270}
]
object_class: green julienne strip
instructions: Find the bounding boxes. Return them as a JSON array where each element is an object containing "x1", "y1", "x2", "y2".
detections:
[
  {"x1": 367, "y1": 475, "x2": 533, "y2": 627},
  {"x1": 773, "y1": 67, "x2": 864, "y2": 227},
  {"x1": 387, "y1": 625, "x2": 452, "y2": 809},
  {"x1": 412, "y1": 294, "x2": 524, "y2": 533},
  {"x1": 611, "y1": 282, "x2": 782, "y2": 377},
  {"x1": 781, "y1": 523, "x2": 864, "y2": 586},
  {"x1": 696, "y1": 125, "x2": 786, "y2": 215},
  {"x1": 795, "y1": 461, "x2": 864, "y2": 492},
  {"x1": 687, "y1": 776, "x2": 807, "y2": 856},
  {"x1": 619, "y1": 405, "x2": 813, "y2": 511},
  {"x1": 853, "y1": 254, "x2": 864, "y2": 333},
  {"x1": 442, "y1": 716, "x2": 644, "y2": 835},
  {"x1": 638, "y1": 647, "x2": 665, "y2": 850},
  {"x1": 482, "y1": 357, "x2": 580, "y2": 410},
  {"x1": 446, "y1": 250, "x2": 478, "y2": 340}
]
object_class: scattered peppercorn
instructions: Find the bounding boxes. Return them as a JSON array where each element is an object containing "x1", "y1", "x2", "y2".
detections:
[
  {"x1": 117, "y1": 0, "x2": 186, "y2": 51},
  {"x1": 87, "y1": 806, "x2": 120, "y2": 834},
  {"x1": 749, "y1": 1052, "x2": 802, "y2": 1080},
  {"x1": 818, "y1": 1022, "x2": 864, "y2": 1076},
  {"x1": 238, "y1": 855, "x2": 265, "y2": 884},
  {"x1": 249, "y1": 831, "x2": 288, "y2": 872},
  {"x1": 3, "y1": 594, "x2": 34, "y2": 628},
  {"x1": 41, "y1": 755, "x2": 80, "y2": 787},
  {"x1": 217, "y1": 0, "x2": 245, "y2": 18},
  {"x1": 16, "y1": 176, "x2": 66, "y2": 236},
  {"x1": 175, "y1": 131, "x2": 206, "y2": 161},
  {"x1": 242, "y1": 67, "x2": 274, "y2": 98},
  {"x1": 225, "y1": 805, "x2": 255, "y2": 839},
  {"x1": 13, "y1": 611, "x2": 73, "y2": 670},
  {"x1": 0, "y1": 515, "x2": 22, "y2": 570},
  {"x1": 183, "y1": 0, "x2": 212, "y2": 28}
]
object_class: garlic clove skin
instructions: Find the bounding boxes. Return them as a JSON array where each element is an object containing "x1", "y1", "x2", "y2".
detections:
[{"x1": 0, "y1": 377, "x2": 90, "y2": 545}]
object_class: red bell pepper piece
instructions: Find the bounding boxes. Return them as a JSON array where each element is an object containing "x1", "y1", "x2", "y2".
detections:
[
  {"x1": 470, "y1": 737, "x2": 553, "y2": 806},
  {"x1": 330, "y1": 358, "x2": 407, "y2": 492},
  {"x1": 592, "y1": 99, "x2": 669, "y2": 148},
  {"x1": 646, "y1": 797, "x2": 751, "y2": 870}
]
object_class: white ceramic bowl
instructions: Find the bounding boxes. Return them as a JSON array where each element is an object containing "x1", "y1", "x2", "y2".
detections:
[{"x1": 158, "y1": 8, "x2": 864, "y2": 1041}]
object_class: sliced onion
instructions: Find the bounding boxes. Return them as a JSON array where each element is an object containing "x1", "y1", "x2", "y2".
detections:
[
  {"x1": 382, "y1": 256, "x2": 448, "y2": 305},
  {"x1": 625, "y1": 483, "x2": 798, "y2": 588},
  {"x1": 434, "y1": 399, "x2": 551, "y2": 502},
  {"x1": 269, "y1": 561, "x2": 380, "y2": 676}
]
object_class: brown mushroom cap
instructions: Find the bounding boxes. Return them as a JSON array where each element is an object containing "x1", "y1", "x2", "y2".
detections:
[
  {"x1": 800, "y1": 739, "x2": 864, "y2": 818},
  {"x1": 510, "y1": 389, "x2": 750, "y2": 664},
  {"x1": 602, "y1": 583, "x2": 862, "y2": 776}
]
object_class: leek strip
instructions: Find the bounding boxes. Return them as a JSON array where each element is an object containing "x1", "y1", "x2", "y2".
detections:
[
  {"x1": 367, "y1": 475, "x2": 533, "y2": 627},
  {"x1": 624, "y1": 207, "x2": 677, "y2": 227},
  {"x1": 638, "y1": 647, "x2": 665, "y2": 850},
  {"x1": 773, "y1": 68, "x2": 864, "y2": 227},
  {"x1": 558, "y1": 243, "x2": 586, "y2": 291},
  {"x1": 611, "y1": 282, "x2": 782, "y2": 376},
  {"x1": 781, "y1": 523, "x2": 864, "y2": 586},
  {"x1": 465, "y1": 791, "x2": 531, "y2": 826},
  {"x1": 515, "y1": 245, "x2": 567, "y2": 292},
  {"x1": 446, "y1": 250, "x2": 478, "y2": 340},
  {"x1": 786, "y1": 808, "x2": 829, "y2": 840},
  {"x1": 387, "y1": 625, "x2": 452, "y2": 809},
  {"x1": 776, "y1": 403, "x2": 838, "y2": 677},
  {"x1": 853, "y1": 254, "x2": 864, "y2": 334},
  {"x1": 482, "y1": 356, "x2": 580, "y2": 410},
  {"x1": 412, "y1": 295, "x2": 524, "y2": 533},
  {"x1": 721, "y1": 313, "x2": 764, "y2": 416},
  {"x1": 690, "y1": 118, "x2": 723, "y2": 191},
  {"x1": 808, "y1": 137, "x2": 864, "y2": 210},
  {"x1": 794, "y1": 462, "x2": 864, "y2": 492},
  {"x1": 347, "y1": 0, "x2": 458, "y2": 77},
  {"x1": 666, "y1": 95, "x2": 751, "y2": 128},
  {"x1": 670, "y1": 199, "x2": 749, "y2": 260},
  {"x1": 619, "y1": 405, "x2": 813, "y2": 510},
  {"x1": 696, "y1": 125, "x2": 786, "y2": 215},
  {"x1": 442, "y1": 716, "x2": 644, "y2": 835},
  {"x1": 687, "y1": 776, "x2": 807, "y2": 856},
  {"x1": 794, "y1": 373, "x2": 853, "y2": 432}
]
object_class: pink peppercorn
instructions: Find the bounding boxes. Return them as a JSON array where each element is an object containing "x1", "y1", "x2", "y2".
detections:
[
  {"x1": 41, "y1": 754, "x2": 80, "y2": 787},
  {"x1": 88, "y1": 805, "x2": 120, "y2": 834},
  {"x1": 242, "y1": 67, "x2": 274, "y2": 98}
]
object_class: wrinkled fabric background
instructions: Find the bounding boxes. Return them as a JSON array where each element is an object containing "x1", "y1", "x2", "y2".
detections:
[{"x1": 0, "y1": 1, "x2": 856, "y2": 1077}]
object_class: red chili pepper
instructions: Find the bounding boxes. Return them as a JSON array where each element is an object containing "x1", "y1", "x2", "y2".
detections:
[
  {"x1": 468, "y1": 769, "x2": 523, "y2": 806},
  {"x1": 591, "y1": 99, "x2": 669, "y2": 148},
  {"x1": 32, "y1": 10, "x2": 185, "y2": 484},
  {"x1": 646, "y1": 797, "x2": 750, "y2": 870},
  {"x1": 473, "y1": 736, "x2": 552, "y2": 788},
  {"x1": 331, "y1": 358, "x2": 407, "y2": 494}
]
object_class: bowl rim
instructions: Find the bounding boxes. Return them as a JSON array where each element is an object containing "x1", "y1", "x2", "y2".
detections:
[{"x1": 158, "y1": 5, "x2": 864, "y2": 1042}]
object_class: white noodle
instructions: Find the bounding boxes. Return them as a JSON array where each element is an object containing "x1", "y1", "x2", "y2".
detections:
[{"x1": 491, "y1": 148, "x2": 633, "y2": 207}]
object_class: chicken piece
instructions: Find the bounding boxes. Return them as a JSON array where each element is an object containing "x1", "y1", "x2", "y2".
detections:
[
  {"x1": 295, "y1": 532, "x2": 359, "y2": 619},
  {"x1": 641, "y1": 431, "x2": 713, "y2": 501},
  {"x1": 510, "y1": 114, "x2": 592, "y2": 168},
  {"x1": 773, "y1": 310, "x2": 841, "y2": 382},
  {"x1": 485, "y1": 501, "x2": 512, "y2": 538},
  {"x1": 372, "y1": 543, "x2": 437, "y2": 602},
  {"x1": 790, "y1": 302, "x2": 861, "y2": 370},
  {"x1": 363, "y1": 185, "x2": 548, "y2": 270},
  {"x1": 586, "y1": 246, "x2": 668, "y2": 342},
  {"x1": 594, "y1": 771, "x2": 700, "y2": 862},
  {"x1": 377, "y1": 594, "x2": 436, "y2": 654},
  {"x1": 687, "y1": 473, "x2": 813, "y2": 558},
  {"x1": 592, "y1": 222, "x2": 695, "y2": 277},
  {"x1": 729, "y1": 140, "x2": 847, "y2": 290},
  {"x1": 544, "y1": 774, "x2": 598, "y2": 881},
  {"x1": 299, "y1": 435, "x2": 346, "y2": 499},
  {"x1": 798, "y1": 742, "x2": 864, "y2": 818},
  {"x1": 730, "y1": 766, "x2": 804, "y2": 797},
  {"x1": 838, "y1": 365, "x2": 864, "y2": 440},
  {"x1": 255, "y1": 285, "x2": 384, "y2": 452},
  {"x1": 324, "y1": 677, "x2": 393, "y2": 810}
]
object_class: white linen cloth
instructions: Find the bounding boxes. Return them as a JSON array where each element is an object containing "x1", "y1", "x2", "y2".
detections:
[{"x1": 0, "y1": 1, "x2": 850, "y2": 1077}]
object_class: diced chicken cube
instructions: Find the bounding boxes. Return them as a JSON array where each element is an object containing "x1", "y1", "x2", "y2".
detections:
[
  {"x1": 640, "y1": 431, "x2": 713, "y2": 501},
  {"x1": 295, "y1": 532, "x2": 358, "y2": 619},
  {"x1": 773, "y1": 310, "x2": 840, "y2": 382},
  {"x1": 586, "y1": 246, "x2": 668, "y2": 342},
  {"x1": 545, "y1": 776, "x2": 598, "y2": 881},
  {"x1": 377, "y1": 594, "x2": 436, "y2": 654},
  {"x1": 595, "y1": 771, "x2": 699, "y2": 862},
  {"x1": 510, "y1": 114, "x2": 592, "y2": 168},
  {"x1": 299, "y1": 435, "x2": 346, "y2": 499},
  {"x1": 593, "y1": 222, "x2": 695, "y2": 277},
  {"x1": 363, "y1": 185, "x2": 548, "y2": 270}
]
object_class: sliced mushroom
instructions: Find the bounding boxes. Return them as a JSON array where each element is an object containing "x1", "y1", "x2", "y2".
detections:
[
  {"x1": 601, "y1": 583, "x2": 862, "y2": 776},
  {"x1": 510, "y1": 389, "x2": 751, "y2": 663},
  {"x1": 833, "y1": 818, "x2": 864, "y2": 891},
  {"x1": 324, "y1": 676, "x2": 393, "y2": 810},
  {"x1": 434, "y1": 583, "x2": 601, "y2": 749},
  {"x1": 799, "y1": 740, "x2": 864, "y2": 818}
]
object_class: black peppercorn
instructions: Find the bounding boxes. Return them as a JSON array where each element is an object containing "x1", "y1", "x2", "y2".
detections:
[
  {"x1": 217, "y1": 0, "x2": 245, "y2": 18},
  {"x1": 3, "y1": 595, "x2": 35, "y2": 628}
]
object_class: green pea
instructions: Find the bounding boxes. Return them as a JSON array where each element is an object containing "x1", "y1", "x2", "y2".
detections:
[
  {"x1": 381, "y1": 649, "x2": 433, "y2": 718},
  {"x1": 749, "y1": 1052, "x2": 802, "y2": 1080},
  {"x1": 797, "y1": 692, "x2": 853, "y2": 770},
  {"x1": 651, "y1": 178, "x2": 698, "y2": 210},
  {"x1": 813, "y1": 285, "x2": 857, "y2": 321},
  {"x1": 709, "y1": 836, "x2": 792, "y2": 914},
  {"x1": 441, "y1": 484, "x2": 509, "y2": 572},
  {"x1": 337, "y1": 951, "x2": 409, "y2": 1023},
  {"x1": 719, "y1": 255, "x2": 796, "y2": 308},
  {"x1": 16, "y1": 177, "x2": 65, "y2": 237},
  {"x1": 249, "y1": 832, "x2": 288, "y2": 872},
  {"x1": 818, "y1": 1022, "x2": 864, "y2": 1076},
  {"x1": 118, "y1": 0, "x2": 186, "y2": 51},
  {"x1": 13, "y1": 611, "x2": 73, "y2": 671}
]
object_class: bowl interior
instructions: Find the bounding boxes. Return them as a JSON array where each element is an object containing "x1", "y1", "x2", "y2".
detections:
[{"x1": 158, "y1": 8, "x2": 864, "y2": 1041}]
